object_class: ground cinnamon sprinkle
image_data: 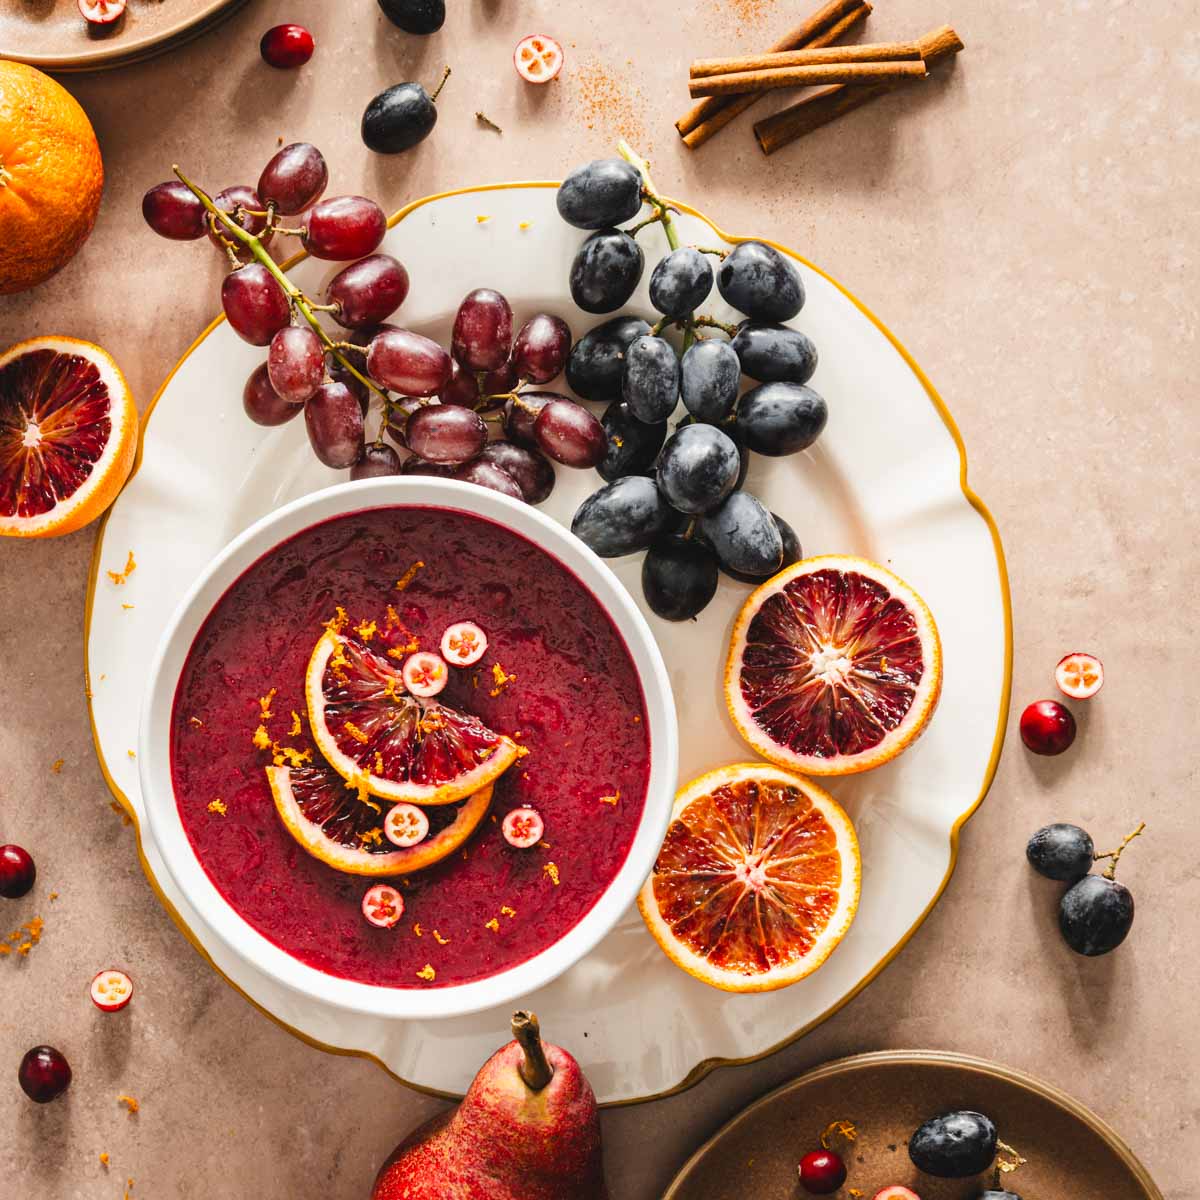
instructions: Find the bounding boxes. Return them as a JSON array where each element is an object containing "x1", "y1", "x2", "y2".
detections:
[{"x1": 570, "y1": 59, "x2": 646, "y2": 144}]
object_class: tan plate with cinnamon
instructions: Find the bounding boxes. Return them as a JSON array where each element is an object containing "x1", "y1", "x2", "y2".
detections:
[
  {"x1": 0, "y1": 0, "x2": 248, "y2": 73},
  {"x1": 663, "y1": 1050, "x2": 1163, "y2": 1200}
]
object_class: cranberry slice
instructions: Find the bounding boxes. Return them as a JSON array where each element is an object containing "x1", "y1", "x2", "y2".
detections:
[
  {"x1": 402, "y1": 651, "x2": 448, "y2": 698},
  {"x1": 78, "y1": 0, "x2": 126, "y2": 25},
  {"x1": 90, "y1": 969, "x2": 134, "y2": 1013},
  {"x1": 502, "y1": 807, "x2": 544, "y2": 849},
  {"x1": 514, "y1": 34, "x2": 563, "y2": 84},
  {"x1": 384, "y1": 803, "x2": 430, "y2": 848},
  {"x1": 362, "y1": 885, "x2": 404, "y2": 928},
  {"x1": 440, "y1": 621, "x2": 488, "y2": 667},
  {"x1": 1055, "y1": 651, "x2": 1104, "y2": 700}
]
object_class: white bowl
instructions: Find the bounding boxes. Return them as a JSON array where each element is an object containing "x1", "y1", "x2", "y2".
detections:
[{"x1": 139, "y1": 477, "x2": 678, "y2": 1021}]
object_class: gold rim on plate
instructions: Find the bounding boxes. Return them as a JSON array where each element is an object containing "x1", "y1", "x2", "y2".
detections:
[{"x1": 83, "y1": 181, "x2": 1014, "y2": 1107}]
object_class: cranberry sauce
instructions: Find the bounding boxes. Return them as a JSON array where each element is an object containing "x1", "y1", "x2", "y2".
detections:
[{"x1": 170, "y1": 506, "x2": 650, "y2": 988}]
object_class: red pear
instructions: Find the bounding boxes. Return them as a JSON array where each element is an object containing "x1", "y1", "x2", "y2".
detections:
[{"x1": 372, "y1": 1011, "x2": 609, "y2": 1200}]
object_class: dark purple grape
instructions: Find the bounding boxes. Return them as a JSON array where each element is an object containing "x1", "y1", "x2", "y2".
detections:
[
  {"x1": 572, "y1": 476, "x2": 677, "y2": 557},
  {"x1": 401, "y1": 455, "x2": 456, "y2": 478},
  {"x1": 18, "y1": 1046, "x2": 71, "y2": 1104},
  {"x1": 720, "y1": 512, "x2": 800, "y2": 583},
  {"x1": 681, "y1": 339, "x2": 740, "y2": 424},
  {"x1": 439, "y1": 358, "x2": 480, "y2": 407},
  {"x1": 452, "y1": 459, "x2": 524, "y2": 501},
  {"x1": 222, "y1": 264, "x2": 291, "y2": 346},
  {"x1": 503, "y1": 391, "x2": 557, "y2": 447},
  {"x1": 327, "y1": 357, "x2": 371, "y2": 414},
  {"x1": 566, "y1": 315, "x2": 650, "y2": 403},
  {"x1": 479, "y1": 441, "x2": 555, "y2": 504},
  {"x1": 208, "y1": 185, "x2": 273, "y2": 260},
  {"x1": 243, "y1": 362, "x2": 303, "y2": 427},
  {"x1": 268, "y1": 325, "x2": 324, "y2": 404},
  {"x1": 649, "y1": 247, "x2": 713, "y2": 319},
  {"x1": 656, "y1": 423, "x2": 740, "y2": 515},
  {"x1": 378, "y1": 0, "x2": 445, "y2": 34},
  {"x1": 478, "y1": 359, "x2": 518, "y2": 412},
  {"x1": 362, "y1": 80, "x2": 442, "y2": 154},
  {"x1": 452, "y1": 289, "x2": 513, "y2": 371},
  {"x1": 534, "y1": 399, "x2": 606, "y2": 468},
  {"x1": 305, "y1": 381, "x2": 365, "y2": 468},
  {"x1": 406, "y1": 405, "x2": 487, "y2": 464},
  {"x1": 351, "y1": 442, "x2": 405, "y2": 480},
  {"x1": 512, "y1": 314, "x2": 571, "y2": 384},
  {"x1": 598, "y1": 400, "x2": 667, "y2": 482},
  {"x1": 1059, "y1": 875, "x2": 1135, "y2": 956},
  {"x1": 717, "y1": 241, "x2": 804, "y2": 323},
  {"x1": 328, "y1": 254, "x2": 410, "y2": 329},
  {"x1": 557, "y1": 158, "x2": 643, "y2": 230},
  {"x1": 1027, "y1": 823, "x2": 1095, "y2": 883},
  {"x1": 142, "y1": 181, "x2": 208, "y2": 240},
  {"x1": 699, "y1": 491, "x2": 783, "y2": 578},
  {"x1": 908, "y1": 1112, "x2": 998, "y2": 1179},
  {"x1": 258, "y1": 142, "x2": 328, "y2": 215},
  {"x1": 735, "y1": 383, "x2": 827, "y2": 456},
  {"x1": 366, "y1": 328, "x2": 451, "y2": 395},
  {"x1": 731, "y1": 322, "x2": 817, "y2": 385},
  {"x1": 622, "y1": 334, "x2": 680, "y2": 423},
  {"x1": 302, "y1": 196, "x2": 388, "y2": 261},
  {"x1": 642, "y1": 536, "x2": 719, "y2": 620},
  {"x1": 569, "y1": 229, "x2": 644, "y2": 314}
]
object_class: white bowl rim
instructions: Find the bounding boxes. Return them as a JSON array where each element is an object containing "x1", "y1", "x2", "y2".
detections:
[{"x1": 139, "y1": 476, "x2": 678, "y2": 1021}]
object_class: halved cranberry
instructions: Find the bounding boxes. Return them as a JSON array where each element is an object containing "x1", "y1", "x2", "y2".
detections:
[
  {"x1": 1020, "y1": 699, "x2": 1077, "y2": 755},
  {"x1": 78, "y1": 0, "x2": 126, "y2": 25},
  {"x1": 384, "y1": 803, "x2": 430, "y2": 848},
  {"x1": 0, "y1": 844, "x2": 35, "y2": 899},
  {"x1": 18, "y1": 1046, "x2": 72, "y2": 1103},
  {"x1": 403, "y1": 651, "x2": 448, "y2": 698},
  {"x1": 90, "y1": 969, "x2": 134, "y2": 1013},
  {"x1": 1055, "y1": 651, "x2": 1104, "y2": 700},
  {"x1": 440, "y1": 621, "x2": 488, "y2": 667},
  {"x1": 872, "y1": 1189, "x2": 922, "y2": 1200},
  {"x1": 514, "y1": 34, "x2": 563, "y2": 84},
  {"x1": 798, "y1": 1150, "x2": 846, "y2": 1194},
  {"x1": 502, "y1": 807, "x2": 544, "y2": 849},
  {"x1": 362, "y1": 885, "x2": 404, "y2": 928},
  {"x1": 260, "y1": 23, "x2": 315, "y2": 69}
]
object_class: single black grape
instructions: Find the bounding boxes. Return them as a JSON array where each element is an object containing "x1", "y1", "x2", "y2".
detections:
[
  {"x1": 680, "y1": 339, "x2": 740, "y2": 424},
  {"x1": 557, "y1": 158, "x2": 643, "y2": 230},
  {"x1": 717, "y1": 240, "x2": 804, "y2": 322},
  {"x1": 569, "y1": 229, "x2": 644, "y2": 314},
  {"x1": 648, "y1": 247, "x2": 713, "y2": 319},
  {"x1": 622, "y1": 334, "x2": 680, "y2": 423},
  {"x1": 1059, "y1": 875, "x2": 1134, "y2": 956},
  {"x1": 721, "y1": 512, "x2": 800, "y2": 583},
  {"x1": 699, "y1": 491, "x2": 783, "y2": 578},
  {"x1": 642, "y1": 536, "x2": 719, "y2": 621},
  {"x1": 566, "y1": 315, "x2": 651, "y2": 403},
  {"x1": 731, "y1": 322, "x2": 818, "y2": 385},
  {"x1": 571, "y1": 476, "x2": 676, "y2": 557},
  {"x1": 478, "y1": 442, "x2": 555, "y2": 504},
  {"x1": 598, "y1": 400, "x2": 666, "y2": 482},
  {"x1": 736, "y1": 382, "x2": 827, "y2": 456},
  {"x1": 1026, "y1": 823, "x2": 1095, "y2": 882},
  {"x1": 656, "y1": 423, "x2": 740, "y2": 515},
  {"x1": 908, "y1": 1111, "x2": 998, "y2": 1179},
  {"x1": 377, "y1": 0, "x2": 444, "y2": 33},
  {"x1": 362, "y1": 79, "x2": 442, "y2": 153}
]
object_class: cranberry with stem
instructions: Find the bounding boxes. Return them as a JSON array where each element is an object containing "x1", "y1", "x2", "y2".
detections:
[
  {"x1": 0, "y1": 844, "x2": 36, "y2": 899},
  {"x1": 18, "y1": 1046, "x2": 72, "y2": 1103},
  {"x1": 1019, "y1": 699, "x2": 1076, "y2": 756}
]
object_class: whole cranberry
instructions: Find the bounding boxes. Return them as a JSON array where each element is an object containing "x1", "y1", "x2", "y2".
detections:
[
  {"x1": 18, "y1": 1046, "x2": 72, "y2": 1103},
  {"x1": 0, "y1": 844, "x2": 35, "y2": 899},
  {"x1": 1020, "y1": 699, "x2": 1077, "y2": 755},
  {"x1": 260, "y1": 23, "x2": 315, "y2": 69},
  {"x1": 798, "y1": 1149, "x2": 847, "y2": 1194}
]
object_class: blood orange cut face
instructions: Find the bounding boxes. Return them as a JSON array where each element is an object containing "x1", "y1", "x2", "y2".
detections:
[{"x1": 726, "y1": 556, "x2": 942, "y2": 776}]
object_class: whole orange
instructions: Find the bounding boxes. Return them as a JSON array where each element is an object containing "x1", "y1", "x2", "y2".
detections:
[{"x1": 0, "y1": 61, "x2": 104, "y2": 295}]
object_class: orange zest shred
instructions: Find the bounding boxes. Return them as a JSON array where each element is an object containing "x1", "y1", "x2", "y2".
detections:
[
  {"x1": 374, "y1": 751, "x2": 385, "y2": 775},
  {"x1": 258, "y1": 688, "x2": 277, "y2": 720},
  {"x1": 49, "y1": 891, "x2": 58, "y2": 901},
  {"x1": 416, "y1": 964, "x2": 436, "y2": 981},
  {"x1": 118, "y1": 1094, "x2": 139, "y2": 1114},
  {"x1": 489, "y1": 661, "x2": 516, "y2": 697},
  {"x1": 126, "y1": 749, "x2": 136, "y2": 760},
  {"x1": 413, "y1": 923, "x2": 423, "y2": 937},
  {"x1": 125, "y1": 1179, "x2": 134, "y2": 1200},
  {"x1": 207, "y1": 799, "x2": 227, "y2": 817},
  {"x1": 599, "y1": 790, "x2": 620, "y2": 805},
  {"x1": 121, "y1": 603, "x2": 135, "y2": 611},
  {"x1": 51, "y1": 758, "x2": 63, "y2": 774},
  {"x1": 354, "y1": 618, "x2": 378, "y2": 642},
  {"x1": 107, "y1": 550, "x2": 137, "y2": 586},
  {"x1": 432, "y1": 929, "x2": 450, "y2": 945},
  {"x1": 820, "y1": 1120, "x2": 858, "y2": 1150},
  {"x1": 288, "y1": 711, "x2": 302, "y2": 737},
  {"x1": 271, "y1": 744, "x2": 312, "y2": 768},
  {"x1": 344, "y1": 721, "x2": 369, "y2": 745},
  {"x1": 485, "y1": 918, "x2": 500, "y2": 932},
  {"x1": 394, "y1": 561, "x2": 425, "y2": 591},
  {"x1": 358, "y1": 828, "x2": 383, "y2": 846},
  {"x1": 99, "y1": 1152, "x2": 109, "y2": 1167},
  {"x1": 544, "y1": 862, "x2": 560, "y2": 886},
  {"x1": 476, "y1": 214, "x2": 491, "y2": 223},
  {"x1": 189, "y1": 716, "x2": 204, "y2": 728},
  {"x1": 518, "y1": 221, "x2": 532, "y2": 230},
  {"x1": 500, "y1": 905, "x2": 516, "y2": 919},
  {"x1": 323, "y1": 606, "x2": 349, "y2": 635},
  {"x1": 347, "y1": 772, "x2": 381, "y2": 814},
  {"x1": 252, "y1": 724, "x2": 272, "y2": 751}
]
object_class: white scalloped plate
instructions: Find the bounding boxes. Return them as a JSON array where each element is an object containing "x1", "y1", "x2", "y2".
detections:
[{"x1": 86, "y1": 182, "x2": 1011, "y2": 1105}]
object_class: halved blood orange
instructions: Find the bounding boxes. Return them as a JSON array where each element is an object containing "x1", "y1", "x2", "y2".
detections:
[
  {"x1": 0, "y1": 337, "x2": 136, "y2": 538},
  {"x1": 726, "y1": 555, "x2": 942, "y2": 776},
  {"x1": 638, "y1": 763, "x2": 860, "y2": 993},
  {"x1": 267, "y1": 760, "x2": 493, "y2": 876},
  {"x1": 306, "y1": 630, "x2": 521, "y2": 805}
]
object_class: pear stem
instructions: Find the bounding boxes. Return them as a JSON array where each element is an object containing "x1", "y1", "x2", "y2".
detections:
[{"x1": 512, "y1": 1011, "x2": 554, "y2": 1092}]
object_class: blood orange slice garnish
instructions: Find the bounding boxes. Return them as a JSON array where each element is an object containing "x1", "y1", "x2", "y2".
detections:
[
  {"x1": 267, "y1": 760, "x2": 493, "y2": 876},
  {"x1": 638, "y1": 763, "x2": 860, "y2": 993},
  {"x1": 0, "y1": 337, "x2": 136, "y2": 539},
  {"x1": 725, "y1": 555, "x2": 942, "y2": 776},
  {"x1": 306, "y1": 629, "x2": 521, "y2": 805}
]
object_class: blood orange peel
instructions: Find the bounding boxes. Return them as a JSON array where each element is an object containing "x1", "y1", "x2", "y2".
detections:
[
  {"x1": 89, "y1": 969, "x2": 133, "y2": 1012},
  {"x1": 362, "y1": 884, "x2": 404, "y2": 928},
  {"x1": 725, "y1": 556, "x2": 942, "y2": 776},
  {"x1": 1055, "y1": 651, "x2": 1103, "y2": 700}
]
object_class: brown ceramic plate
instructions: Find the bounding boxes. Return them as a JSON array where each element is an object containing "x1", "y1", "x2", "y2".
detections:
[
  {"x1": 664, "y1": 1051, "x2": 1162, "y2": 1200},
  {"x1": 0, "y1": 0, "x2": 249, "y2": 73}
]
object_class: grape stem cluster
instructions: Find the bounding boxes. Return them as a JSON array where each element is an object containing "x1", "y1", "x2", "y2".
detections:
[{"x1": 1094, "y1": 821, "x2": 1145, "y2": 880}]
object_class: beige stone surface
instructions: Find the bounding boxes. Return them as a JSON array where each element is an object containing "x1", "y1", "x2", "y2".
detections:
[{"x1": 1, "y1": 1, "x2": 1196, "y2": 1197}]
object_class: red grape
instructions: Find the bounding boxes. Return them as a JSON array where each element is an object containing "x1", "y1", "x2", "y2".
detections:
[
  {"x1": 208, "y1": 185, "x2": 273, "y2": 260},
  {"x1": 260, "y1": 23, "x2": 315, "y2": 69},
  {"x1": 268, "y1": 325, "x2": 324, "y2": 404},
  {"x1": 406, "y1": 405, "x2": 487, "y2": 464},
  {"x1": 534, "y1": 399, "x2": 606, "y2": 467},
  {"x1": 503, "y1": 390, "x2": 558, "y2": 446},
  {"x1": 478, "y1": 441, "x2": 555, "y2": 504},
  {"x1": 303, "y1": 196, "x2": 387, "y2": 261},
  {"x1": 258, "y1": 142, "x2": 328, "y2": 215},
  {"x1": 327, "y1": 357, "x2": 370, "y2": 414},
  {"x1": 327, "y1": 254, "x2": 410, "y2": 329},
  {"x1": 512, "y1": 313, "x2": 571, "y2": 383},
  {"x1": 453, "y1": 459, "x2": 523, "y2": 501},
  {"x1": 366, "y1": 328, "x2": 450, "y2": 395},
  {"x1": 243, "y1": 362, "x2": 304, "y2": 426},
  {"x1": 384, "y1": 396, "x2": 427, "y2": 446},
  {"x1": 439, "y1": 358, "x2": 480, "y2": 407},
  {"x1": 401, "y1": 456, "x2": 456, "y2": 478},
  {"x1": 452, "y1": 288, "x2": 513, "y2": 371},
  {"x1": 222, "y1": 263, "x2": 291, "y2": 345},
  {"x1": 142, "y1": 182, "x2": 207, "y2": 240},
  {"x1": 351, "y1": 443, "x2": 404, "y2": 479},
  {"x1": 305, "y1": 381, "x2": 365, "y2": 468}
]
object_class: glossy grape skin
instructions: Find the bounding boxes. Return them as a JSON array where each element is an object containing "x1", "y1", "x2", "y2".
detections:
[
  {"x1": 327, "y1": 254, "x2": 410, "y2": 329},
  {"x1": 622, "y1": 334, "x2": 680, "y2": 423},
  {"x1": 362, "y1": 82, "x2": 439, "y2": 154},
  {"x1": 642, "y1": 536, "x2": 719, "y2": 621},
  {"x1": 566, "y1": 315, "x2": 651, "y2": 403},
  {"x1": 479, "y1": 442, "x2": 556, "y2": 504},
  {"x1": 717, "y1": 240, "x2": 804, "y2": 323},
  {"x1": 142, "y1": 181, "x2": 208, "y2": 240},
  {"x1": 378, "y1": 0, "x2": 444, "y2": 32},
  {"x1": 242, "y1": 363, "x2": 302, "y2": 426},
  {"x1": 453, "y1": 459, "x2": 524, "y2": 501},
  {"x1": 721, "y1": 512, "x2": 800, "y2": 583},
  {"x1": 207, "y1": 185, "x2": 272, "y2": 260},
  {"x1": 222, "y1": 264, "x2": 291, "y2": 346},
  {"x1": 908, "y1": 1112, "x2": 997, "y2": 1179},
  {"x1": 731, "y1": 322, "x2": 818, "y2": 385},
  {"x1": 327, "y1": 357, "x2": 370, "y2": 414},
  {"x1": 305, "y1": 381, "x2": 364, "y2": 468},
  {"x1": 680, "y1": 339, "x2": 740, "y2": 424},
  {"x1": 439, "y1": 358, "x2": 480, "y2": 407},
  {"x1": 569, "y1": 229, "x2": 644, "y2": 314},
  {"x1": 406, "y1": 405, "x2": 487, "y2": 464},
  {"x1": 511, "y1": 314, "x2": 571, "y2": 383},
  {"x1": 302, "y1": 196, "x2": 387, "y2": 261},
  {"x1": 1026, "y1": 823, "x2": 1095, "y2": 882},
  {"x1": 351, "y1": 443, "x2": 405, "y2": 479},
  {"x1": 401, "y1": 456, "x2": 456, "y2": 478},
  {"x1": 649, "y1": 247, "x2": 713, "y2": 319},
  {"x1": 557, "y1": 158, "x2": 643, "y2": 230},
  {"x1": 534, "y1": 399, "x2": 606, "y2": 468},
  {"x1": 453, "y1": 289, "x2": 513, "y2": 371},
  {"x1": 18, "y1": 1046, "x2": 72, "y2": 1104},
  {"x1": 267, "y1": 325, "x2": 324, "y2": 404},
  {"x1": 699, "y1": 491, "x2": 783, "y2": 578},
  {"x1": 367, "y1": 328, "x2": 451, "y2": 395},
  {"x1": 1059, "y1": 875, "x2": 1135, "y2": 956},
  {"x1": 598, "y1": 400, "x2": 667, "y2": 482},
  {"x1": 504, "y1": 391, "x2": 558, "y2": 446},
  {"x1": 258, "y1": 142, "x2": 328, "y2": 215},
  {"x1": 481, "y1": 358, "x2": 519, "y2": 402},
  {"x1": 736, "y1": 383, "x2": 827, "y2": 456},
  {"x1": 0, "y1": 844, "x2": 36, "y2": 898},
  {"x1": 572, "y1": 476, "x2": 677, "y2": 557},
  {"x1": 657, "y1": 424, "x2": 740, "y2": 515},
  {"x1": 260, "y1": 23, "x2": 315, "y2": 69}
]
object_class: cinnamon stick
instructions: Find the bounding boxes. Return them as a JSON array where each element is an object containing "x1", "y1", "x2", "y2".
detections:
[
  {"x1": 753, "y1": 25, "x2": 964, "y2": 156},
  {"x1": 679, "y1": 2, "x2": 871, "y2": 150},
  {"x1": 690, "y1": 40, "x2": 922, "y2": 78},
  {"x1": 675, "y1": 0, "x2": 867, "y2": 140},
  {"x1": 689, "y1": 59, "x2": 927, "y2": 98}
]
